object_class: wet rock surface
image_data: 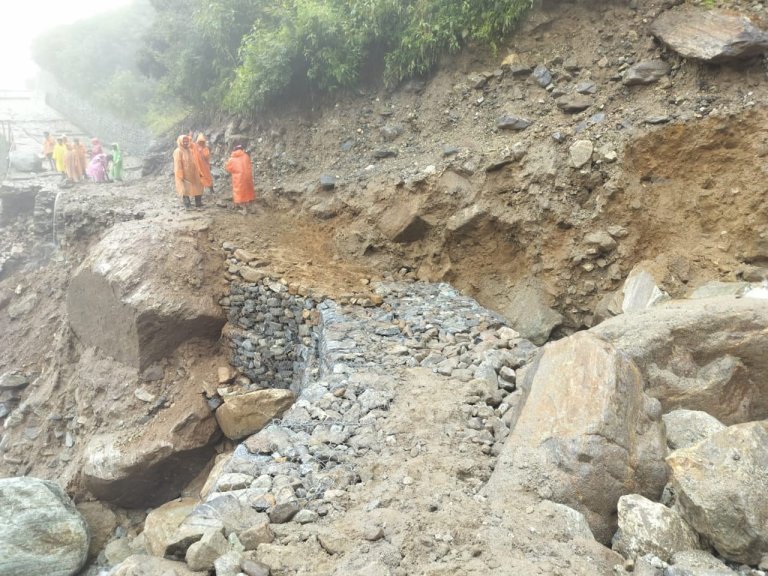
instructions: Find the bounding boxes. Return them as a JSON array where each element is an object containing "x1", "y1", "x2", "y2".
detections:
[{"x1": 0, "y1": 477, "x2": 89, "y2": 576}]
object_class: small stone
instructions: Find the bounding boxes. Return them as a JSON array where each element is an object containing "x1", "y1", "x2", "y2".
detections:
[
  {"x1": 293, "y1": 509, "x2": 318, "y2": 524},
  {"x1": 320, "y1": 175, "x2": 336, "y2": 190},
  {"x1": 532, "y1": 64, "x2": 552, "y2": 87},
  {"x1": 0, "y1": 373, "x2": 29, "y2": 390},
  {"x1": 557, "y1": 94, "x2": 594, "y2": 113},
  {"x1": 268, "y1": 501, "x2": 300, "y2": 524},
  {"x1": 134, "y1": 388, "x2": 156, "y2": 403},
  {"x1": 496, "y1": 114, "x2": 532, "y2": 131},
  {"x1": 239, "y1": 522, "x2": 274, "y2": 550},
  {"x1": 241, "y1": 559, "x2": 271, "y2": 576},
  {"x1": 364, "y1": 526, "x2": 385, "y2": 541},
  {"x1": 569, "y1": 140, "x2": 594, "y2": 168},
  {"x1": 218, "y1": 366, "x2": 236, "y2": 384}
]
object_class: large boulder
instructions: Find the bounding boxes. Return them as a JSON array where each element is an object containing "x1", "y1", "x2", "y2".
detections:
[
  {"x1": 143, "y1": 498, "x2": 204, "y2": 558},
  {"x1": 0, "y1": 477, "x2": 89, "y2": 576},
  {"x1": 592, "y1": 296, "x2": 768, "y2": 424},
  {"x1": 82, "y1": 389, "x2": 220, "y2": 508},
  {"x1": 485, "y1": 332, "x2": 668, "y2": 543},
  {"x1": 666, "y1": 421, "x2": 768, "y2": 565},
  {"x1": 612, "y1": 494, "x2": 700, "y2": 562},
  {"x1": 651, "y1": 9, "x2": 768, "y2": 62},
  {"x1": 67, "y1": 218, "x2": 225, "y2": 371}
]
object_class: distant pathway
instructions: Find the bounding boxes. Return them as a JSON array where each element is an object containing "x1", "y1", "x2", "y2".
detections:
[{"x1": 0, "y1": 91, "x2": 88, "y2": 180}]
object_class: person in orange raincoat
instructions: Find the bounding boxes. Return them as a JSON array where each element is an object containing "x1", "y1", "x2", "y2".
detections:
[
  {"x1": 64, "y1": 141, "x2": 79, "y2": 183},
  {"x1": 224, "y1": 144, "x2": 255, "y2": 214},
  {"x1": 193, "y1": 134, "x2": 214, "y2": 194},
  {"x1": 42, "y1": 132, "x2": 56, "y2": 170},
  {"x1": 74, "y1": 138, "x2": 87, "y2": 180},
  {"x1": 173, "y1": 134, "x2": 204, "y2": 209}
]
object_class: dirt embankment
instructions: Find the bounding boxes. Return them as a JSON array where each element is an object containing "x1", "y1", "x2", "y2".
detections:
[{"x1": 4, "y1": 0, "x2": 768, "y2": 488}]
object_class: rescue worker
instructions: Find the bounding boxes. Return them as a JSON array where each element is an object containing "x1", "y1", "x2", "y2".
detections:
[
  {"x1": 224, "y1": 144, "x2": 255, "y2": 214},
  {"x1": 173, "y1": 134, "x2": 204, "y2": 209}
]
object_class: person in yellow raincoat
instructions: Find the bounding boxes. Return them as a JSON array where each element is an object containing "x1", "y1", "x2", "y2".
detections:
[
  {"x1": 193, "y1": 134, "x2": 214, "y2": 194},
  {"x1": 52, "y1": 136, "x2": 67, "y2": 177},
  {"x1": 173, "y1": 134, "x2": 204, "y2": 209},
  {"x1": 225, "y1": 144, "x2": 255, "y2": 214}
]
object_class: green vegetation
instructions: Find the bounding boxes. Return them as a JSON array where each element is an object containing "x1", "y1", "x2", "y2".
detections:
[
  {"x1": 33, "y1": 0, "x2": 534, "y2": 123},
  {"x1": 31, "y1": 0, "x2": 160, "y2": 121}
]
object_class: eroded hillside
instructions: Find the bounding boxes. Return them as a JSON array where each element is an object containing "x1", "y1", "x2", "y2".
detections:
[{"x1": 2, "y1": 0, "x2": 768, "y2": 575}]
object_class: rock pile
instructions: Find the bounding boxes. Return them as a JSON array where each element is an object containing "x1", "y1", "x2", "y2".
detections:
[{"x1": 104, "y1": 280, "x2": 540, "y2": 574}]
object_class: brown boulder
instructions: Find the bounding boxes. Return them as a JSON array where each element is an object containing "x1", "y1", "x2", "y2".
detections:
[
  {"x1": 667, "y1": 421, "x2": 768, "y2": 565},
  {"x1": 485, "y1": 332, "x2": 667, "y2": 543},
  {"x1": 67, "y1": 218, "x2": 225, "y2": 371},
  {"x1": 82, "y1": 390, "x2": 220, "y2": 508},
  {"x1": 215, "y1": 389, "x2": 295, "y2": 440}
]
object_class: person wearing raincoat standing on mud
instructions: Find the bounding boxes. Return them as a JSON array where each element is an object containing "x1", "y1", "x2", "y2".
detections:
[
  {"x1": 74, "y1": 138, "x2": 87, "y2": 179},
  {"x1": 42, "y1": 132, "x2": 56, "y2": 170},
  {"x1": 173, "y1": 134, "x2": 204, "y2": 209},
  {"x1": 225, "y1": 144, "x2": 255, "y2": 214},
  {"x1": 52, "y1": 136, "x2": 67, "y2": 177},
  {"x1": 110, "y1": 143, "x2": 123, "y2": 182},
  {"x1": 193, "y1": 134, "x2": 214, "y2": 195}
]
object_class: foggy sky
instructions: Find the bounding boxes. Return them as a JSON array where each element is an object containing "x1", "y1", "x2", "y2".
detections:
[{"x1": 0, "y1": 0, "x2": 133, "y2": 90}]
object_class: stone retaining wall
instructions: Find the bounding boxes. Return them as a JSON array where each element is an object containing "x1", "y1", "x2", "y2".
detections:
[{"x1": 223, "y1": 279, "x2": 319, "y2": 391}]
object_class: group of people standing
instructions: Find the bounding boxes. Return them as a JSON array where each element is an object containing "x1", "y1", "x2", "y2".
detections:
[
  {"x1": 42, "y1": 132, "x2": 123, "y2": 184},
  {"x1": 173, "y1": 132, "x2": 255, "y2": 213}
]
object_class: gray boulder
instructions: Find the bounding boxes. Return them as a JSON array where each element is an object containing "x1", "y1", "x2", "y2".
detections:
[
  {"x1": 666, "y1": 421, "x2": 768, "y2": 565},
  {"x1": 0, "y1": 477, "x2": 89, "y2": 576},
  {"x1": 612, "y1": 494, "x2": 700, "y2": 562},
  {"x1": 662, "y1": 409, "x2": 726, "y2": 451},
  {"x1": 652, "y1": 9, "x2": 768, "y2": 62},
  {"x1": 592, "y1": 297, "x2": 768, "y2": 425}
]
